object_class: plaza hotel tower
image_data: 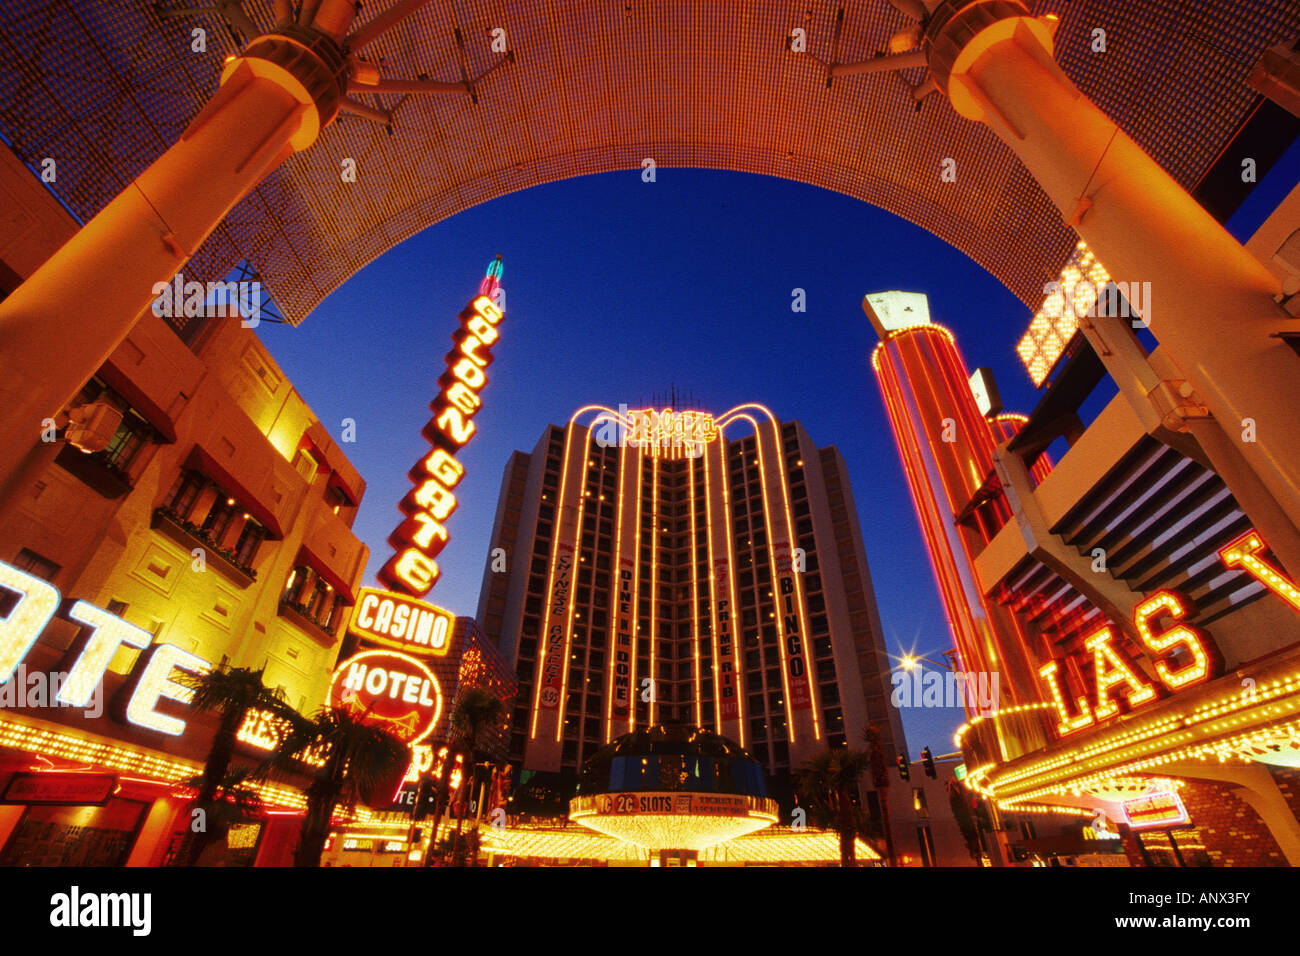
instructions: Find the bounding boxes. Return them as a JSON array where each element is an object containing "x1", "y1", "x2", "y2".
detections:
[{"x1": 477, "y1": 403, "x2": 906, "y2": 802}]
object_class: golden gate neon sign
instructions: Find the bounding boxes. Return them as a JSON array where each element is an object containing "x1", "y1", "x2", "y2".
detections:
[
  {"x1": 379, "y1": 269, "x2": 504, "y2": 597},
  {"x1": 1038, "y1": 530, "x2": 1300, "y2": 737}
]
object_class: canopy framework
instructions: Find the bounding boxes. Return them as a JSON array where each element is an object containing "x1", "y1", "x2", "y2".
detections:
[{"x1": 0, "y1": 0, "x2": 1294, "y2": 326}]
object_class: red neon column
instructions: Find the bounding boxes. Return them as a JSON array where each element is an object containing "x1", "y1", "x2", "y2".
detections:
[{"x1": 871, "y1": 325, "x2": 1041, "y2": 705}]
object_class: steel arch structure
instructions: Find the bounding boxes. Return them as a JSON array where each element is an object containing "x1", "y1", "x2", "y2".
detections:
[{"x1": 0, "y1": 0, "x2": 1294, "y2": 325}]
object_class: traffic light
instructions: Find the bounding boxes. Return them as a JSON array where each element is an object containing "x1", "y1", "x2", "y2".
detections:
[
  {"x1": 921, "y1": 746, "x2": 936, "y2": 778},
  {"x1": 896, "y1": 753, "x2": 910, "y2": 781}
]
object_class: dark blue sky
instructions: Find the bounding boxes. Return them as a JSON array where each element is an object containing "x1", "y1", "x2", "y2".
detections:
[{"x1": 254, "y1": 168, "x2": 1075, "y2": 758}]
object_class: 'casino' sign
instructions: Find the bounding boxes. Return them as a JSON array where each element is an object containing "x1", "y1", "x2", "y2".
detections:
[
  {"x1": 379, "y1": 258, "x2": 505, "y2": 597},
  {"x1": 350, "y1": 588, "x2": 453, "y2": 656}
]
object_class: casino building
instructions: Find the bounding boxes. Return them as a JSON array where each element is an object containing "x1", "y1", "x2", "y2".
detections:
[
  {"x1": 871, "y1": 273, "x2": 1300, "y2": 866},
  {"x1": 477, "y1": 403, "x2": 911, "y2": 836},
  {"x1": 0, "y1": 140, "x2": 370, "y2": 865}
]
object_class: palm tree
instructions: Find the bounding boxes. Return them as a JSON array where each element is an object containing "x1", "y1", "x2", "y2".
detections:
[
  {"x1": 862, "y1": 724, "x2": 897, "y2": 866},
  {"x1": 446, "y1": 685, "x2": 507, "y2": 866},
  {"x1": 172, "y1": 664, "x2": 295, "y2": 866},
  {"x1": 272, "y1": 707, "x2": 409, "y2": 867},
  {"x1": 795, "y1": 746, "x2": 870, "y2": 866}
]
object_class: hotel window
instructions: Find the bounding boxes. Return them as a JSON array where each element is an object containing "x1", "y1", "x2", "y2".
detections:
[
  {"x1": 165, "y1": 470, "x2": 204, "y2": 516},
  {"x1": 60, "y1": 377, "x2": 158, "y2": 483},
  {"x1": 13, "y1": 549, "x2": 60, "y2": 582},
  {"x1": 292, "y1": 448, "x2": 318, "y2": 484},
  {"x1": 201, "y1": 495, "x2": 238, "y2": 543},
  {"x1": 100, "y1": 410, "x2": 151, "y2": 473},
  {"x1": 324, "y1": 483, "x2": 350, "y2": 515},
  {"x1": 232, "y1": 517, "x2": 268, "y2": 568}
]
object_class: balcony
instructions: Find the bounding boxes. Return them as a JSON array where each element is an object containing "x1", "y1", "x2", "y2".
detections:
[
  {"x1": 300, "y1": 506, "x2": 367, "y2": 602},
  {"x1": 151, "y1": 506, "x2": 257, "y2": 588},
  {"x1": 54, "y1": 445, "x2": 133, "y2": 499},
  {"x1": 278, "y1": 597, "x2": 339, "y2": 648}
]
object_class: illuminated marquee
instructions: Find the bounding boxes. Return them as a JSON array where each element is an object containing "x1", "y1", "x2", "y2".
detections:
[
  {"x1": 624, "y1": 408, "x2": 717, "y2": 459},
  {"x1": 712, "y1": 559, "x2": 739, "y2": 720},
  {"x1": 235, "y1": 708, "x2": 327, "y2": 767},
  {"x1": 1035, "y1": 528, "x2": 1300, "y2": 741},
  {"x1": 593, "y1": 792, "x2": 751, "y2": 816},
  {"x1": 1122, "y1": 790, "x2": 1189, "y2": 830},
  {"x1": 538, "y1": 543, "x2": 574, "y2": 711},
  {"x1": 773, "y1": 545, "x2": 812, "y2": 712},
  {"x1": 1016, "y1": 241, "x2": 1111, "y2": 387},
  {"x1": 1037, "y1": 589, "x2": 1218, "y2": 737},
  {"x1": 349, "y1": 587, "x2": 454, "y2": 655},
  {"x1": 1035, "y1": 527, "x2": 1300, "y2": 736},
  {"x1": 328, "y1": 650, "x2": 444, "y2": 745},
  {"x1": 0, "y1": 559, "x2": 211, "y2": 738},
  {"x1": 612, "y1": 557, "x2": 634, "y2": 718},
  {"x1": 379, "y1": 258, "x2": 505, "y2": 597}
]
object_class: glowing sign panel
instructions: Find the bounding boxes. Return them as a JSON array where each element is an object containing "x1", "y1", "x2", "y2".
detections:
[
  {"x1": 612, "y1": 557, "x2": 634, "y2": 718},
  {"x1": 1, "y1": 772, "x2": 118, "y2": 806},
  {"x1": 593, "y1": 792, "x2": 751, "y2": 816},
  {"x1": 328, "y1": 650, "x2": 444, "y2": 744},
  {"x1": 1038, "y1": 589, "x2": 1218, "y2": 737},
  {"x1": 1122, "y1": 790, "x2": 1189, "y2": 830},
  {"x1": 1017, "y1": 241, "x2": 1111, "y2": 387},
  {"x1": 539, "y1": 543, "x2": 574, "y2": 710},
  {"x1": 862, "y1": 291, "x2": 932, "y2": 335},
  {"x1": 350, "y1": 588, "x2": 453, "y2": 655},
  {"x1": 624, "y1": 408, "x2": 717, "y2": 459},
  {"x1": 713, "y1": 559, "x2": 739, "y2": 721}
]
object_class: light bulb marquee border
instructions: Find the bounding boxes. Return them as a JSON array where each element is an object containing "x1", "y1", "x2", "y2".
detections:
[{"x1": 957, "y1": 530, "x2": 1300, "y2": 810}]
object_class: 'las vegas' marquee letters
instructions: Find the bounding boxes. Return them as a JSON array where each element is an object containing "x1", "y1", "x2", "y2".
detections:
[{"x1": 1033, "y1": 527, "x2": 1300, "y2": 736}]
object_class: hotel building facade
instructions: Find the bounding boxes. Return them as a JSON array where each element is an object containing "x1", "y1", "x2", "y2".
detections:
[
  {"x1": 0, "y1": 141, "x2": 369, "y2": 866},
  {"x1": 477, "y1": 404, "x2": 910, "y2": 830}
]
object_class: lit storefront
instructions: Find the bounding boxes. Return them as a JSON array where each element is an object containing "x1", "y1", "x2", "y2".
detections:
[
  {"x1": 0, "y1": 153, "x2": 371, "y2": 864},
  {"x1": 479, "y1": 725, "x2": 879, "y2": 867}
]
